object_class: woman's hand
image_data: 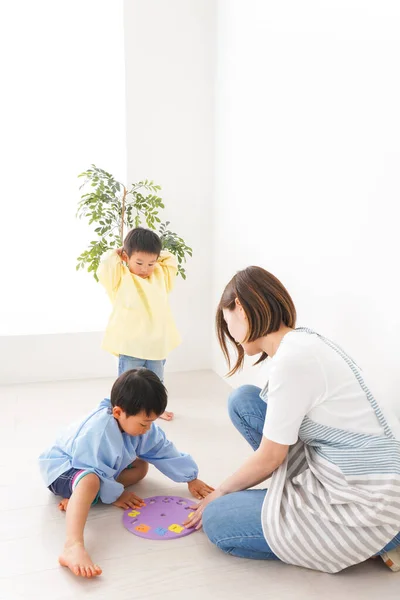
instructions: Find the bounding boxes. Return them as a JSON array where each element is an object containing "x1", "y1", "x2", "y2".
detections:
[
  {"x1": 184, "y1": 489, "x2": 224, "y2": 530},
  {"x1": 183, "y1": 438, "x2": 289, "y2": 530}
]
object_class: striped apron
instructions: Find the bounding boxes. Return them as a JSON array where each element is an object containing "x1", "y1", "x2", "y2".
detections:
[{"x1": 261, "y1": 328, "x2": 400, "y2": 573}]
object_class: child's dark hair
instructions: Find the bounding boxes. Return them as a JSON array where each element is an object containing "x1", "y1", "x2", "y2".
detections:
[
  {"x1": 111, "y1": 368, "x2": 167, "y2": 416},
  {"x1": 123, "y1": 227, "x2": 162, "y2": 258}
]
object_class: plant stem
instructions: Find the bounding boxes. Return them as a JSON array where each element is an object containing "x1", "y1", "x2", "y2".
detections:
[{"x1": 120, "y1": 186, "x2": 127, "y2": 243}]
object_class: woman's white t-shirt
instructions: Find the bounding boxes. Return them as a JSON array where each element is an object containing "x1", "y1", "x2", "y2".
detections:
[{"x1": 262, "y1": 331, "x2": 400, "y2": 445}]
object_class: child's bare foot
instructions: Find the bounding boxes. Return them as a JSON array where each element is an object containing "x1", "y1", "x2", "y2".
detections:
[
  {"x1": 58, "y1": 498, "x2": 69, "y2": 511},
  {"x1": 59, "y1": 541, "x2": 102, "y2": 578},
  {"x1": 159, "y1": 410, "x2": 174, "y2": 421}
]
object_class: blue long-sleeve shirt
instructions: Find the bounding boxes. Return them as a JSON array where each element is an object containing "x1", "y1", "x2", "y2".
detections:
[{"x1": 39, "y1": 399, "x2": 198, "y2": 503}]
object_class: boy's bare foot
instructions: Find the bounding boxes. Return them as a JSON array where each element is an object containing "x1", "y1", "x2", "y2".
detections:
[
  {"x1": 58, "y1": 498, "x2": 69, "y2": 511},
  {"x1": 159, "y1": 410, "x2": 174, "y2": 421},
  {"x1": 59, "y1": 541, "x2": 102, "y2": 578}
]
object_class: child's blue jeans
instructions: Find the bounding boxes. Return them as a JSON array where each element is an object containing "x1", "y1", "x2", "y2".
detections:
[{"x1": 118, "y1": 355, "x2": 166, "y2": 382}]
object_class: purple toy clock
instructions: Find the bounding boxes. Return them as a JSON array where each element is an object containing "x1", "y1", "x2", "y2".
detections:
[{"x1": 123, "y1": 496, "x2": 198, "y2": 540}]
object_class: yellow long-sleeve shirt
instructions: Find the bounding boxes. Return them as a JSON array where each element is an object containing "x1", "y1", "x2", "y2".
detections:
[{"x1": 97, "y1": 250, "x2": 181, "y2": 360}]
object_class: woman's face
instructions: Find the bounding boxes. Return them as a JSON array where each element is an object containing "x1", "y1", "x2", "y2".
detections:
[{"x1": 223, "y1": 302, "x2": 263, "y2": 356}]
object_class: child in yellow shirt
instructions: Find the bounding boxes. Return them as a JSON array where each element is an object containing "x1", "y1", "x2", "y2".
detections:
[{"x1": 97, "y1": 227, "x2": 181, "y2": 420}]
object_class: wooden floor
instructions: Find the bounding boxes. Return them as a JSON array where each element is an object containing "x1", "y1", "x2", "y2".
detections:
[{"x1": 0, "y1": 370, "x2": 398, "y2": 600}]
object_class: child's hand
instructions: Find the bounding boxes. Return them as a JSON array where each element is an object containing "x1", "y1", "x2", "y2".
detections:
[
  {"x1": 187, "y1": 478, "x2": 215, "y2": 500},
  {"x1": 116, "y1": 247, "x2": 129, "y2": 263},
  {"x1": 113, "y1": 490, "x2": 146, "y2": 509}
]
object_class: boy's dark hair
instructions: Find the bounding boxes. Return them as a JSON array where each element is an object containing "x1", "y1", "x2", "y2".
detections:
[
  {"x1": 111, "y1": 368, "x2": 168, "y2": 416},
  {"x1": 123, "y1": 227, "x2": 162, "y2": 258}
]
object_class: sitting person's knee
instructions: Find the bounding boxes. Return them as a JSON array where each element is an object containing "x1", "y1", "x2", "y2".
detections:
[
  {"x1": 132, "y1": 458, "x2": 149, "y2": 480},
  {"x1": 82, "y1": 472, "x2": 101, "y2": 491},
  {"x1": 228, "y1": 385, "x2": 261, "y2": 421},
  {"x1": 202, "y1": 501, "x2": 222, "y2": 543}
]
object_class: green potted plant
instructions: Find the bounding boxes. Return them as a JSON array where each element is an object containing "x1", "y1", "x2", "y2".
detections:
[{"x1": 76, "y1": 165, "x2": 192, "y2": 280}]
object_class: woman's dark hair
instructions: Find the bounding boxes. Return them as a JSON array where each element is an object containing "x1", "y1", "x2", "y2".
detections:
[
  {"x1": 216, "y1": 266, "x2": 297, "y2": 376},
  {"x1": 123, "y1": 227, "x2": 162, "y2": 258},
  {"x1": 111, "y1": 368, "x2": 167, "y2": 416}
]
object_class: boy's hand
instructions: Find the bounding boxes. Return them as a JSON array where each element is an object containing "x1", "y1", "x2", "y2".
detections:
[
  {"x1": 116, "y1": 247, "x2": 129, "y2": 263},
  {"x1": 113, "y1": 490, "x2": 146, "y2": 509},
  {"x1": 188, "y1": 478, "x2": 215, "y2": 500}
]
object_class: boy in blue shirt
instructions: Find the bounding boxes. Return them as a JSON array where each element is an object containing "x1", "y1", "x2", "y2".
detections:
[{"x1": 39, "y1": 368, "x2": 213, "y2": 578}]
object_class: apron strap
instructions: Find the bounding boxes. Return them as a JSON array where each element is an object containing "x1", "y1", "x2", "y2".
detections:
[{"x1": 295, "y1": 327, "x2": 394, "y2": 439}]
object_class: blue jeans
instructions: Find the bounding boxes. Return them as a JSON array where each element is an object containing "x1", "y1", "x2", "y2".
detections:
[
  {"x1": 118, "y1": 355, "x2": 166, "y2": 382},
  {"x1": 202, "y1": 384, "x2": 400, "y2": 560},
  {"x1": 202, "y1": 385, "x2": 278, "y2": 560}
]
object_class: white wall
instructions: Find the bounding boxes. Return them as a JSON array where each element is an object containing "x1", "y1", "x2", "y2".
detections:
[
  {"x1": 0, "y1": 0, "x2": 127, "y2": 383},
  {"x1": 0, "y1": 0, "x2": 216, "y2": 383},
  {"x1": 213, "y1": 0, "x2": 400, "y2": 411},
  {"x1": 1, "y1": 332, "x2": 114, "y2": 384},
  {"x1": 5, "y1": 0, "x2": 397, "y2": 394},
  {"x1": 0, "y1": 0, "x2": 126, "y2": 337},
  {"x1": 123, "y1": 0, "x2": 216, "y2": 373}
]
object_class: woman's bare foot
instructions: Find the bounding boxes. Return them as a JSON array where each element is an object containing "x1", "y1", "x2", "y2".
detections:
[
  {"x1": 159, "y1": 410, "x2": 174, "y2": 421},
  {"x1": 58, "y1": 498, "x2": 69, "y2": 511},
  {"x1": 59, "y1": 541, "x2": 102, "y2": 578}
]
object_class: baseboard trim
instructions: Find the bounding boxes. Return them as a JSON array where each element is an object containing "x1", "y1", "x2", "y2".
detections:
[{"x1": 0, "y1": 332, "x2": 211, "y2": 385}]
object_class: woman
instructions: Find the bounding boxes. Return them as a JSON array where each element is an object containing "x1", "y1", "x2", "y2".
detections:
[{"x1": 185, "y1": 266, "x2": 400, "y2": 573}]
